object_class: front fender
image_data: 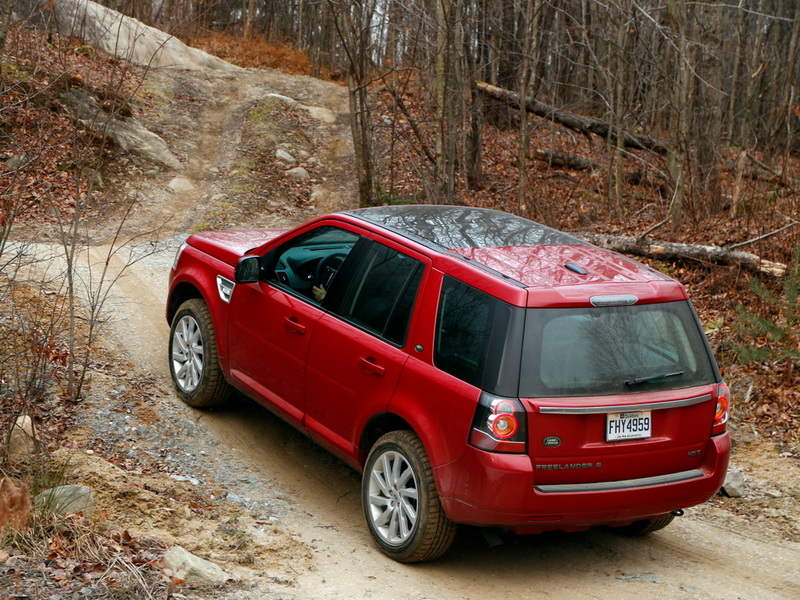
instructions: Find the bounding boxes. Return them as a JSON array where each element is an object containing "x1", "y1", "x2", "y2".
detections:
[{"x1": 167, "y1": 245, "x2": 235, "y2": 367}]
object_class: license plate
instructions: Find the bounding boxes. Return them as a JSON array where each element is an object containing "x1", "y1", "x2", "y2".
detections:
[{"x1": 606, "y1": 411, "x2": 652, "y2": 441}]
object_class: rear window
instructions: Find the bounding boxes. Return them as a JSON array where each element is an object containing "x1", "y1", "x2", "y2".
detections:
[
  {"x1": 520, "y1": 301, "x2": 716, "y2": 397},
  {"x1": 434, "y1": 277, "x2": 522, "y2": 395}
]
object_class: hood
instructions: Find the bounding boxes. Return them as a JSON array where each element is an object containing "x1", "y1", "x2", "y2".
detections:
[{"x1": 187, "y1": 229, "x2": 286, "y2": 266}]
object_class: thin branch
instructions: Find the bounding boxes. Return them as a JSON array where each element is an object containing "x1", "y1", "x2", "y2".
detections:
[{"x1": 729, "y1": 220, "x2": 799, "y2": 250}]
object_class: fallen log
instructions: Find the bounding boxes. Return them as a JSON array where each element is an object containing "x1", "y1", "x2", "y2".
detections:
[
  {"x1": 476, "y1": 81, "x2": 667, "y2": 155},
  {"x1": 532, "y1": 149, "x2": 596, "y2": 170},
  {"x1": 573, "y1": 232, "x2": 786, "y2": 277}
]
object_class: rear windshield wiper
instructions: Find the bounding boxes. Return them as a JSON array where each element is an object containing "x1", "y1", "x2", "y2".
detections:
[{"x1": 624, "y1": 371, "x2": 684, "y2": 386}]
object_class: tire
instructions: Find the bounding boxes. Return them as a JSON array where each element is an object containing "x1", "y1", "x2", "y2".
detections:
[
  {"x1": 615, "y1": 513, "x2": 675, "y2": 536},
  {"x1": 168, "y1": 298, "x2": 234, "y2": 408},
  {"x1": 362, "y1": 431, "x2": 457, "y2": 562}
]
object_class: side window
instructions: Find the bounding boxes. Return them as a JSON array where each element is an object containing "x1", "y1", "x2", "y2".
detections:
[
  {"x1": 435, "y1": 277, "x2": 500, "y2": 388},
  {"x1": 337, "y1": 241, "x2": 423, "y2": 345},
  {"x1": 268, "y1": 226, "x2": 361, "y2": 304}
]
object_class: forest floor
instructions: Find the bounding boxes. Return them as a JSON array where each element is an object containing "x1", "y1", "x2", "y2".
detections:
[{"x1": 1, "y1": 26, "x2": 799, "y2": 600}]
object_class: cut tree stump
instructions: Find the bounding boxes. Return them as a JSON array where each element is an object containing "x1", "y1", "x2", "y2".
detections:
[{"x1": 574, "y1": 232, "x2": 786, "y2": 277}]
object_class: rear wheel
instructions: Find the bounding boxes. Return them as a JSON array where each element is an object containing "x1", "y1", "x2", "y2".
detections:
[
  {"x1": 362, "y1": 431, "x2": 457, "y2": 562},
  {"x1": 169, "y1": 299, "x2": 234, "y2": 408},
  {"x1": 615, "y1": 513, "x2": 675, "y2": 536}
]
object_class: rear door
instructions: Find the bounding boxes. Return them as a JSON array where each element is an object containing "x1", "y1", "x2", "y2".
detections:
[
  {"x1": 304, "y1": 238, "x2": 427, "y2": 463},
  {"x1": 527, "y1": 387, "x2": 718, "y2": 486},
  {"x1": 521, "y1": 301, "x2": 720, "y2": 486}
]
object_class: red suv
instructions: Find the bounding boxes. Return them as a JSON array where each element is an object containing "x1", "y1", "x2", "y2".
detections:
[{"x1": 166, "y1": 206, "x2": 730, "y2": 562}]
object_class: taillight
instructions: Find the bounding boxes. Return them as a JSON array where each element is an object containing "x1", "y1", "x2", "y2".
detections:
[
  {"x1": 712, "y1": 383, "x2": 730, "y2": 435},
  {"x1": 469, "y1": 393, "x2": 527, "y2": 453}
]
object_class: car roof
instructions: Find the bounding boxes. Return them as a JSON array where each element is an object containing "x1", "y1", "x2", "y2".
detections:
[
  {"x1": 347, "y1": 205, "x2": 580, "y2": 250},
  {"x1": 344, "y1": 205, "x2": 686, "y2": 306}
]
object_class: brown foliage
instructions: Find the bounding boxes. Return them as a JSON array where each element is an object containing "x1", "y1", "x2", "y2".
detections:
[
  {"x1": 185, "y1": 31, "x2": 317, "y2": 75},
  {"x1": 0, "y1": 476, "x2": 32, "y2": 530}
]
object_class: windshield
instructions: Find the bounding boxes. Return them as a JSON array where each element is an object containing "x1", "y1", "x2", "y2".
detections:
[{"x1": 520, "y1": 301, "x2": 717, "y2": 397}]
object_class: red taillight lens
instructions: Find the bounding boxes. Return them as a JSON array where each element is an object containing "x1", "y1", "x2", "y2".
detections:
[
  {"x1": 490, "y1": 413, "x2": 519, "y2": 438},
  {"x1": 469, "y1": 393, "x2": 527, "y2": 453},
  {"x1": 712, "y1": 383, "x2": 730, "y2": 435}
]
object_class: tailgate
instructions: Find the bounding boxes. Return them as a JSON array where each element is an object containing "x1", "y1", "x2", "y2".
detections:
[{"x1": 526, "y1": 386, "x2": 717, "y2": 485}]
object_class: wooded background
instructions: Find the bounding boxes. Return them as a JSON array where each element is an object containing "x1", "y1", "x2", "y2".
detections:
[
  {"x1": 51, "y1": 0, "x2": 797, "y2": 227},
  {"x1": 4, "y1": 0, "x2": 799, "y2": 249}
]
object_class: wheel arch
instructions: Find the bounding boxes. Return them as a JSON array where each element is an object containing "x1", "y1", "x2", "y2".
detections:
[
  {"x1": 167, "y1": 281, "x2": 203, "y2": 323},
  {"x1": 358, "y1": 412, "x2": 414, "y2": 468},
  {"x1": 167, "y1": 275, "x2": 232, "y2": 364}
]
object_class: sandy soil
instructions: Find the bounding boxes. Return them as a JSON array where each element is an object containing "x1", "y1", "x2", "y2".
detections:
[{"x1": 31, "y1": 61, "x2": 800, "y2": 600}]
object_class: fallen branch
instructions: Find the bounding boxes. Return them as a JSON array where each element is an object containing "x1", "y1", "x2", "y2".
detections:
[
  {"x1": 729, "y1": 220, "x2": 799, "y2": 250},
  {"x1": 573, "y1": 232, "x2": 787, "y2": 277},
  {"x1": 476, "y1": 81, "x2": 667, "y2": 154}
]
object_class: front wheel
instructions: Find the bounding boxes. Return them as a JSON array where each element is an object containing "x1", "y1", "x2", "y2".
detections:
[
  {"x1": 362, "y1": 431, "x2": 457, "y2": 562},
  {"x1": 168, "y1": 298, "x2": 234, "y2": 408}
]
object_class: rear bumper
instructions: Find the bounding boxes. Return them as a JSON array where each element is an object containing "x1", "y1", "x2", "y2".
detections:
[{"x1": 435, "y1": 432, "x2": 730, "y2": 531}]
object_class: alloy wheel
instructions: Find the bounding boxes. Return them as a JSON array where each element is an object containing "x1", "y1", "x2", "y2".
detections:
[
  {"x1": 366, "y1": 449, "x2": 420, "y2": 546},
  {"x1": 171, "y1": 314, "x2": 204, "y2": 393}
]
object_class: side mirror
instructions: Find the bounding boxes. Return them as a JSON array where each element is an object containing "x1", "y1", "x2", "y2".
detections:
[{"x1": 235, "y1": 256, "x2": 260, "y2": 283}]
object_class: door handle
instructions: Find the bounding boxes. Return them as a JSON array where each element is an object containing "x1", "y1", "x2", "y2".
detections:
[
  {"x1": 283, "y1": 316, "x2": 306, "y2": 334},
  {"x1": 359, "y1": 356, "x2": 386, "y2": 377}
]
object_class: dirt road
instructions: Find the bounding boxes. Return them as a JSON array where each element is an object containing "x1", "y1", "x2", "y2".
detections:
[{"x1": 65, "y1": 65, "x2": 800, "y2": 599}]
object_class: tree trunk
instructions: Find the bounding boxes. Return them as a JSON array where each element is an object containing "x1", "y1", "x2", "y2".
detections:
[
  {"x1": 694, "y1": 1, "x2": 724, "y2": 215},
  {"x1": 243, "y1": 0, "x2": 258, "y2": 39},
  {"x1": 330, "y1": 0, "x2": 375, "y2": 207},
  {"x1": 434, "y1": 0, "x2": 456, "y2": 202},
  {"x1": 778, "y1": 3, "x2": 800, "y2": 163},
  {"x1": 665, "y1": 0, "x2": 692, "y2": 230},
  {"x1": 517, "y1": 0, "x2": 541, "y2": 215},
  {"x1": 0, "y1": 0, "x2": 15, "y2": 67},
  {"x1": 725, "y1": 0, "x2": 745, "y2": 139}
]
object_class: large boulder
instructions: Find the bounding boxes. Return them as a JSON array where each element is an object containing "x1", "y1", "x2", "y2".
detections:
[
  {"x1": 34, "y1": 484, "x2": 96, "y2": 516},
  {"x1": 61, "y1": 88, "x2": 183, "y2": 170},
  {"x1": 46, "y1": 0, "x2": 240, "y2": 71}
]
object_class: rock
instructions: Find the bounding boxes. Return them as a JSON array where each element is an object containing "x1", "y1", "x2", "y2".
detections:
[
  {"x1": 7, "y1": 415, "x2": 37, "y2": 458},
  {"x1": 266, "y1": 93, "x2": 297, "y2": 107},
  {"x1": 302, "y1": 105, "x2": 336, "y2": 123},
  {"x1": 160, "y1": 546, "x2": 232, "y2": 584},
  {"x1": 61, "y1": 89, "x2": 183, "y2": 171},
  {"x1": 34, "y1": 485, "x2": 96, "y2": 516},
  {"x1": 168, "y1": 177, "x2": 195, "y2": 193},
  {"x1": 0, "y1": 477, "x2": 32, "y2": 530},
  {"x1": 764, "y1": 489, "x2": 782, "y2": 499},
  {"x1": 285, "y1": 167, "x2": 310, "y2": 180},
  {"x1": 275, "y1": 149, "x2": 296, "y2": 164},
  {"x1": 50, "y1": 0, "x2": 240, "y2": 71},
  {"x1": 5, "y1": 154, "x2": 28, "y2": 170},
  {"x1": 721, "y1": 469, "x2": 745, "y2": 497}
]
